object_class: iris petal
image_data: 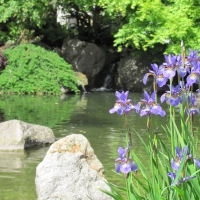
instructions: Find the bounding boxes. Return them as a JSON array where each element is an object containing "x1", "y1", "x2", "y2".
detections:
[
  {"x1": 171, "y1": 159, "x2": 180, "y2": 171},
  {"x1": 167, "y1": 172, "x2": 176, "y2": 180},
  {"x1": 151, "y1": 63, "x2": 158, "y2": 72},
  {"x1": 160, "y1": 94, "x2": 166, "y2": 103},
  {"x1": 187, "y1": 74, "x2": 199, "y2": 86},
  {"x1": 118, "y1": 147, "x2": 126, "y2": 159},
  {"x1": 120, "y1": 164, "x2": 131, "y2": 174},
  {"x1": 143, "y1": 73, "x2": 149, "y2": 84},
  {"x1": 176, "y1": 147, "x2": 181, "y2": 159},
  {"x1": 129, "y1": 161, "x2": 138, "y2": 171},
  {"x1": 163, "y1": 68, "x2": 176, "y2": 79},
  {"x1": 194, "y1": 158, "x2": 200, "y2": 168},
  {"x1": 156, "y1": 76, "x2": 168, "y2": 87},
  {"x1": 115, "y1": 163, "x2": 121, "y2": 173}
]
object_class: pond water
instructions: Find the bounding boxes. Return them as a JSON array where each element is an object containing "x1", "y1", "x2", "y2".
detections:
[{"x1": 0, "y1": 92, "x2": 199, "y2": 200}]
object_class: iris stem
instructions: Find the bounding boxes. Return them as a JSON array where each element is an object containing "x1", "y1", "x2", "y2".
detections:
[
  {"x1": 147, "y1": 116, "x2": 151, "y2": 132},
  {"x1": 123, "y1": 114, "x2": 127, "y2": 128},
  {"x1": 169, "y1": 78, "x2": 175, "y2": 154}
]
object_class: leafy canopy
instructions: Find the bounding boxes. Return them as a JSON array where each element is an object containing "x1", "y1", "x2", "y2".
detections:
[
  {"x1": 0, "y1": 0, "x2": 95, "y2": 43},
  {"x1": 1, "y1": 44, "x2": 79, "y2": 94},
  {"x1": 1, "y1": 0, "x2": 200, "y2": 54},
  {"x1": 98, "y1": 0, "x2": 200, "y2": 54}
]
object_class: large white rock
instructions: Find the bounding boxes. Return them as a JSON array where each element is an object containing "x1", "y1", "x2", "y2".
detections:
[
  {"x1": 0, "y1": 120, "x2": 55, "y2": 150},
  {"x1": 35, "y1": 134, "x2": 113, "y2": 200}
]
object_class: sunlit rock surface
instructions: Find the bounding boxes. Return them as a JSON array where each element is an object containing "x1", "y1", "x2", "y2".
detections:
[
  {"x1": 0, "y1": 120, "x2": 55, "y2": 150},
  {"x1": 35, "y1": 134, "x2": 112, "y2": 200}
]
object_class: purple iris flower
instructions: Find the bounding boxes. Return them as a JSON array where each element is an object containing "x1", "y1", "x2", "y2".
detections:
[
  {"x1": 167, "y1": 172, "x2": 195, "y2": 186},
  {"x1": 171, "y1": 146, "x2": 200, "y2": 171},
  {"x1": 143, "y1": 63, "x2": 168, "y2": 87},
  {"x1": 178, "y1": 81, "x2": 191, "y2": 103},
  {"x1": 186, "y1": 61, "x2": 200, "y2": 86},
  {"x1": 160, "y1": 84, "x2": 182, "y2": 106},
  {"x1": 175, "y1": 54, "x2": 190, "y2": 78},
  {"x1": 186, "y1": 96, "x2": 200, "y2": 116},
  {"x1": 115, "y1": 147, "x2": 137, "y2": 174},
  {"x1": 109, "y1": 91, "x2": 135, "y2": 115},
  {"x1": 171, "y1": 146, "x2": 190, "y2": 171},
  {"x1": 187, "y1": 49, "x2": 199, "y2": 63},
  {"x1": 162, "y1": 54, "x2": 177, "y2": 79},
  {"x1": 168, "y1": 146, "x2": 200, "y2": 186},
  {"x1": 136, "y1": 91, "x2": 166, "y2": 117}
]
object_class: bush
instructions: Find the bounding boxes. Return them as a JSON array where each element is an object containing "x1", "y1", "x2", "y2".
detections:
[{"x1": 0, "y1": 44, "x2": 79, "y2": 94}]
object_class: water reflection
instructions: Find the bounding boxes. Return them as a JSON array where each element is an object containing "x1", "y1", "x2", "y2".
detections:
[
  {"x1": 0, "y1": 146, "x2": 50, "y2": 173},
  {"x1": 0, "y1": 151, "x2": 26, "y2": 173},
  {"x1": 0, "y1": 94, "x2": 81, "y2": 128},
  {"x1": 0, "y1": 145, "x2": 51, "y2": 199}
]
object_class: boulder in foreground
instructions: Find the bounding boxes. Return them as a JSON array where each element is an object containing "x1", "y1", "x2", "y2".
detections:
[{"x1": 35, "y1": 134, "x2": 113, "y2": 200}]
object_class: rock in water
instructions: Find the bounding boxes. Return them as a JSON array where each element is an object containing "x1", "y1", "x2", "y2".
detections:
[
  {"x1": 35, "y1": 134, "x2": 113, "y2": 200},
  {"x1": 0, "y1": 120, "x2": 55, "y2": 150}
]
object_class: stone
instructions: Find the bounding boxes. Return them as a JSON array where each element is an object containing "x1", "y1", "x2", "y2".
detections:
[
  {"x1": 74, "y1": 71, "x2": 88, "y2": 87},
  {"x1": 0, "y1": 120, "x2": 55, "y2": 150},
  {"x1": 35, "y1": 134, "x2": 113, "y2": 200},
  {"x1": 116, "y1": 54, "x2": 169, "y2": 93},
  {"x1": 60, "y1": 39, "x2": 106, "y2": 88},
  {"x1": 75, "y1": 71, "x2": 88, "y2": 93},
  {"x1": 116, "y1": 55, "x2": 153, "y2": 92}
]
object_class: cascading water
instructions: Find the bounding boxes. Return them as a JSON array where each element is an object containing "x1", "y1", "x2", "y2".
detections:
[{"x1": 92, "y1": 64, "x2": 115, "y2": 92}]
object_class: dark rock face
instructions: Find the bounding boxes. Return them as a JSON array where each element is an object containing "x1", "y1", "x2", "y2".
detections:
[
  {"x1": 116, "y1": 55, "x2": 153, "y2": 92},
  {"x1": 57, "y1": 39, "x2": 166, "y2": 92},
  {"x1": 60, "y1": 39, "x2": 106, "y2": 88},
  {"x1": 0, "y1": 51, "x2": 7, "y2": 71}
]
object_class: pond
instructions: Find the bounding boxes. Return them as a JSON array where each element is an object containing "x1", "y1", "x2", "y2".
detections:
[{"x1": 0, "y1": 92, "x2": 199, "y2": 200}]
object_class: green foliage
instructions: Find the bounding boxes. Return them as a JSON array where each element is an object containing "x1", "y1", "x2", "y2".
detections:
[
  {"x1": 1, "y1": 43, "x2": 79, "y2": 94},
  {"x1": 3, "y1": 0, "x2": 200, "y2": 56},
  {"x1": 99, "y1": 0, "x2": 200, "y2": 54},
  {"x1": 0, "y1": 0, "x2": 97, "y2": 44},
  {"x1": 38, "y1": 22, "x2": 71, "y2": 47},
  {"x1": 0, "y1": 0, "x2": 50, "y2": 25},
  {"x1": 0, "y1": 0, "x2": 51, "y2": 42},
  {"x1": 0, "y1": 0, "x2": 121, "y2": 47},
  {"x1": 56, "y1": 2, "x2": 121, "y2": 46}
]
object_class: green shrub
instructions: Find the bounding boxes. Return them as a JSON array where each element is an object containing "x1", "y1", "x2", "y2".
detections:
[{"x1": 1, "y1": 43, "x2": 79, "y2": 94}]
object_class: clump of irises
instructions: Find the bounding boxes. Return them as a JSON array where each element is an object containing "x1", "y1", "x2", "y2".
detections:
[
  {"x1": 167, "y1": 146, "x2": 200, "y2": 186},
  {"x1": 106, "y1": 42, "x2": 200, "y2": 199}
]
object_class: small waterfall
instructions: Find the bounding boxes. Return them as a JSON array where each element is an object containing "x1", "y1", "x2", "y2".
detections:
[
  {"x1": 91, "y1": 64, "x2": 115, "y2": 92},
  {"x1": 81, "y1": 85, "x2": 87, "y2": 93},
  {"x1": 103, "y1": 74, "x2": 112, "y2": 88}
]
